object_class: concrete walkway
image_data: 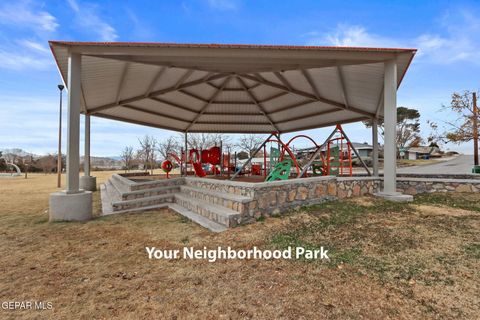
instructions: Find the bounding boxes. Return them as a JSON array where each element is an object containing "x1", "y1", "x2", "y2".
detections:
[{"x1": 397, "y1": 155, "x2": 474, "y2": 174}]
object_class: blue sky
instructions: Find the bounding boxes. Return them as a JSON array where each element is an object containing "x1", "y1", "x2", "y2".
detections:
[{"x1": 0, "y1": 0, "x2": 479, "y2": 156}]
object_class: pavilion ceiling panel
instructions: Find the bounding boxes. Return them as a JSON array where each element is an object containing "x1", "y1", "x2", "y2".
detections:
[
  {"x1": 215, "y1": 90, "x2": 252, "y2": 103},
  {"x1": 81, "y1": 56, "x2": 126, "y2": 108},
  {"x1": 257, "y1": 72, "x2": 284, "y2": 86},
  {"x1": 149, "y1": 67, "x2": 192, "y2": 93},
  {"x1": 100, "y1": 106, "x2": 189, "y2": 131},
  {"x1": 204, "y1": 103, "x2": 262, "y2": 115},
  {"x1": 189, "y1": 123, "x2": 274, "y2": 133},
  {"x1": 130, "y1": 98, "x2": 198, "y2": 121},
  {"x1": 196, "y1": 114, "x2": 270, "y2": 125},
  {"x1": 277, "y1": 110, "x2": 366, "y2": 133},
  {"x1": 182, "y1": 83, "x2": 217, "y2": 100},
  {"x1": 158, "y1": 91, "x2": 204, "y2": 111},
  {"x1": 281, "y1": 70, "x2": 314, "y2": 95},
  {"x1": 249, "y1": 84, "x2": 283, "y2": 100},
  {"x1": 117, "y1": 63, "x2": 161, "y2": 102},
  {"x1": 307, "y1": 67, "x2": 345, "y2": 105},
  {"x1": 269, "y1": 101, "x2": 337, "y2": 123},
  {"x1": 341, "y1": 62, "x2": 384, "y2": 113},
  {"x1": 261, "y1": 94, "x2": 307, "y2": 113}
]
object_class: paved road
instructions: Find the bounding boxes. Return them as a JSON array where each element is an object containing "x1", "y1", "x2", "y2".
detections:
[{"x1": 397, "y1": 155, "x2": 474, "y2": 174}]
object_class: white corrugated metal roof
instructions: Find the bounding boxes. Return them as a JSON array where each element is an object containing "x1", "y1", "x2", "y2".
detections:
[{"x1": 49, "y1": 41, "x2": 416, "y2": 133}]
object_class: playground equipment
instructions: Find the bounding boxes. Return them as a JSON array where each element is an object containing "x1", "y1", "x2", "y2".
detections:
[
  {"x1": 231, "y1": 124, "x2": 371, "y2": 182},
  {"x1": 0, "y1": 162, "x2": 21, "y2": 177},
  {"x1": 161, "y1": 160, "x2": 173, "y2": 178},
  {"x1": 165, "y1": 143, "x2": 235, "y2": 178}
]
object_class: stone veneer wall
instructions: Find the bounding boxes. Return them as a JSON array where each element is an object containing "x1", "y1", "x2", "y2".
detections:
[
  {"x1": 185, "y1": 176, "x2": 382, "y2": 222},
  {"x1": 120, "y1": 173, "x2": 479, "y2": 225},
  {"x1": 397, "y1": 178, "x2": 480, "y2": 195}
]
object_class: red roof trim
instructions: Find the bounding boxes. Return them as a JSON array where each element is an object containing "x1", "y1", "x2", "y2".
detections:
[{"x1": 49, "y1": 40, "x2": 417, "y2": 52}]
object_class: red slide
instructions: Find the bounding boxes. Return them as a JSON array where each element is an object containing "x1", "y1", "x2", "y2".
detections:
[{"x1": 192, "y1": 162, "x2": 206, "y2": 177}]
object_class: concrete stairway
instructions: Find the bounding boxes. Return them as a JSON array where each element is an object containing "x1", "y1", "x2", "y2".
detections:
[{"x1": 101, "y1": 175, "x2": 253, "y2": 232}]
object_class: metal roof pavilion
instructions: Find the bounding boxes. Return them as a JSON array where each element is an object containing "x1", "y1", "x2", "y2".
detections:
[
  {"x1": 49, "y1": 41, "x2": 416, "y2": 134},
  {"x1": 48, "y1": 41, "x2": 417, "y2": 221}
]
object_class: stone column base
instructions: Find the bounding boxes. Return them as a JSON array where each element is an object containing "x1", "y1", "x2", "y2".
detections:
[
  {"x1": 80, "y1": 176, "x2": 97, "y2": 191},
  {"x1": 374, "y1": 191, "x2": 413, "y2": 202},
  {"x1": 49, "y1": 191, "x2": 93, "y2": 222}
]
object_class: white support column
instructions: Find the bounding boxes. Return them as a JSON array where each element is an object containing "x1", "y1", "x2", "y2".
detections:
[
  {"x1": 80, "y1": 114, "x2": 96, "y2": 191},
  {"x1": 383, "y1": 59, "x2": 397, "y2": 193},
  {"x1": 84, "y1": 114, "x2": 91, "y2": 176},
  {"x1": 372, "y1": 118, "x2": 379, "y2": 176},
  {"x1": 50, "y1": 51, "x2": 93, "y2": 221},
  {"x1": 376, "y1": 59, "x2": 412, "y2": 202},
  {"x1": 66, "y1": 52, "x2": 82, "y2": 194}
]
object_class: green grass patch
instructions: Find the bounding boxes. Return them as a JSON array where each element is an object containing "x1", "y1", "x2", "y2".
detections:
[
  {"x1": 413, "y1": 193, "x2": 480, "y2": 212},
  {"x1": 464, "y1": 243, "x2": 480, "y2": 259}
]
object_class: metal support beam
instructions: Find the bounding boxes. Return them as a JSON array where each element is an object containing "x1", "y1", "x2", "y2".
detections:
[
  {"x1": 88, "y1": 73, "x2": 229, "y2": 114},
  {"x1": 115, "y1": 62, "x2": 129, "y2": 104},
  {"x1": 240, "y1": 73, "x2": 375, "y2": 118},
  {"x1": 301, "y1": 69, "x2": 321, "y2": 99},
  {"x1": 236, "y1": 76, "x2": 280, "y2": 132},
  {"x1": 186, "y1": 76, "x2": 232, "y2": 131},
  {"x1": 145, "y1": 66, "x2": 167, "y2": 97},
  {"x1": 336, "y1": 66, "x2": 349, "y2": 109},
  {"x1": 66, "y1": 52, "x2": 82, "y2": 193},
  {"x1": 372, "y1": 118, "x2": 379, "y2": 176},
  {"x1": 184, "y1": 132, "x2": 188, "y2": 176},
  {"x1": 230, "y1": 133, "x2": 274, "y2": 180},
  {"x1": 383, "y1": 59, "x2": 397, "y2": 194},
  {"x1": 84, "y1": 114, "x2": 91, "y2": 177}
]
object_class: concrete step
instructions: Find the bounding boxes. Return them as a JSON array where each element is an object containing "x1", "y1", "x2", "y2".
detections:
[
  {"x1": 179, "y1": 185, "x2": 252, "y2": 214},
  {"x1": 129, "y1": 177, "x2": 185, "y2": 191},
  {"x1": 121, "y1": 185, "x2": 181, "y2": 201},
  {"x1": 168, "y1": 204, "x2": 227, "y2": 232},
  {"x1": 103, "y1": 203, "x2": 170, "y2": 216},
  {"x1": 174, "y1": 193, "x2": 241, "y2": 227},
  {"x1": 111, "y1": 175, "x2": 132, "y2": 193},
  {"x1": 112, "y1": 194, "x2": 174, "y2": 212}
]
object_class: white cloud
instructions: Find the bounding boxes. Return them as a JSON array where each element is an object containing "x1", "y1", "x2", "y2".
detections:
[
  {"x1": 307, "y1": 24, "x2": 401, "y2": 48},
  {"x1": 18, "y1": 40, "x2": 51, "y2": 54},
  {"x1": 67, "y1": 0, "x2": 118, "y2": 41},
  {"x1": 306, "y1": 11, "x2": 480, "y2": 66},
  {"x1": 0, "y1": 49, "x2": 52, "y2": 71},
  {"x1": 206, "y1": 0, "x2": 238, "y2": 11},
  {"x1": 0, "y1": 1, "x2": 58, "y2": 32}
]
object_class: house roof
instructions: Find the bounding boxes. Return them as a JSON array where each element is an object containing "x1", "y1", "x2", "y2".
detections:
[{"x1": 49, "y1": 41, "x2": 416, "y2": 133}]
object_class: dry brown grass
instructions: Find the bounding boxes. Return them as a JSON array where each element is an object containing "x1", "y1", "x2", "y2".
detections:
[{"x1": 0, "y1": 173, "x2": 479, "y2": 319}]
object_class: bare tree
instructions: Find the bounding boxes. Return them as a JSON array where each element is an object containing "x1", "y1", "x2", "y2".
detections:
[
  {"x1": 120, "y1": 146, "x2": 135, "y2": 173},
  {"x1": 158, "y1": 136, "x2": 180, "y2": 160},
  {"x1": 179, "y1": 133, "x2": 230, "y2": 150},
  {"x1": 137, "y1": 135, "x2": 157, "y2": 174},
  {"x1": 36, "y1": 154, "x2": 56, "y2": 174},
  {"x1": 236, "y1": 134, "x2": 265, "y2": 157}
]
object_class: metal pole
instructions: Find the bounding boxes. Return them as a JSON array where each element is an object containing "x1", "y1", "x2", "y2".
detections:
[
  {"x1": 57, "y1": 85, "x2": 64, "y2": 187},
  {"x1": 184, "y1": 132, "x2": 188, "y2": 176},
  {"x1": 84, "y1": 114, "x2": 91, "y2": 176},
  {"x1": 372, "y1": 118, "x2": 379, "y2": 176},
  {"x1": 473, "y1": 92, "x2": 478, "y2": 166},
  {"x1": 340, "y1": 126, "x2": 371, "y2": 176},
  {"x1": 231, "y1": 133, "x2": 274, "y2": 180}
]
